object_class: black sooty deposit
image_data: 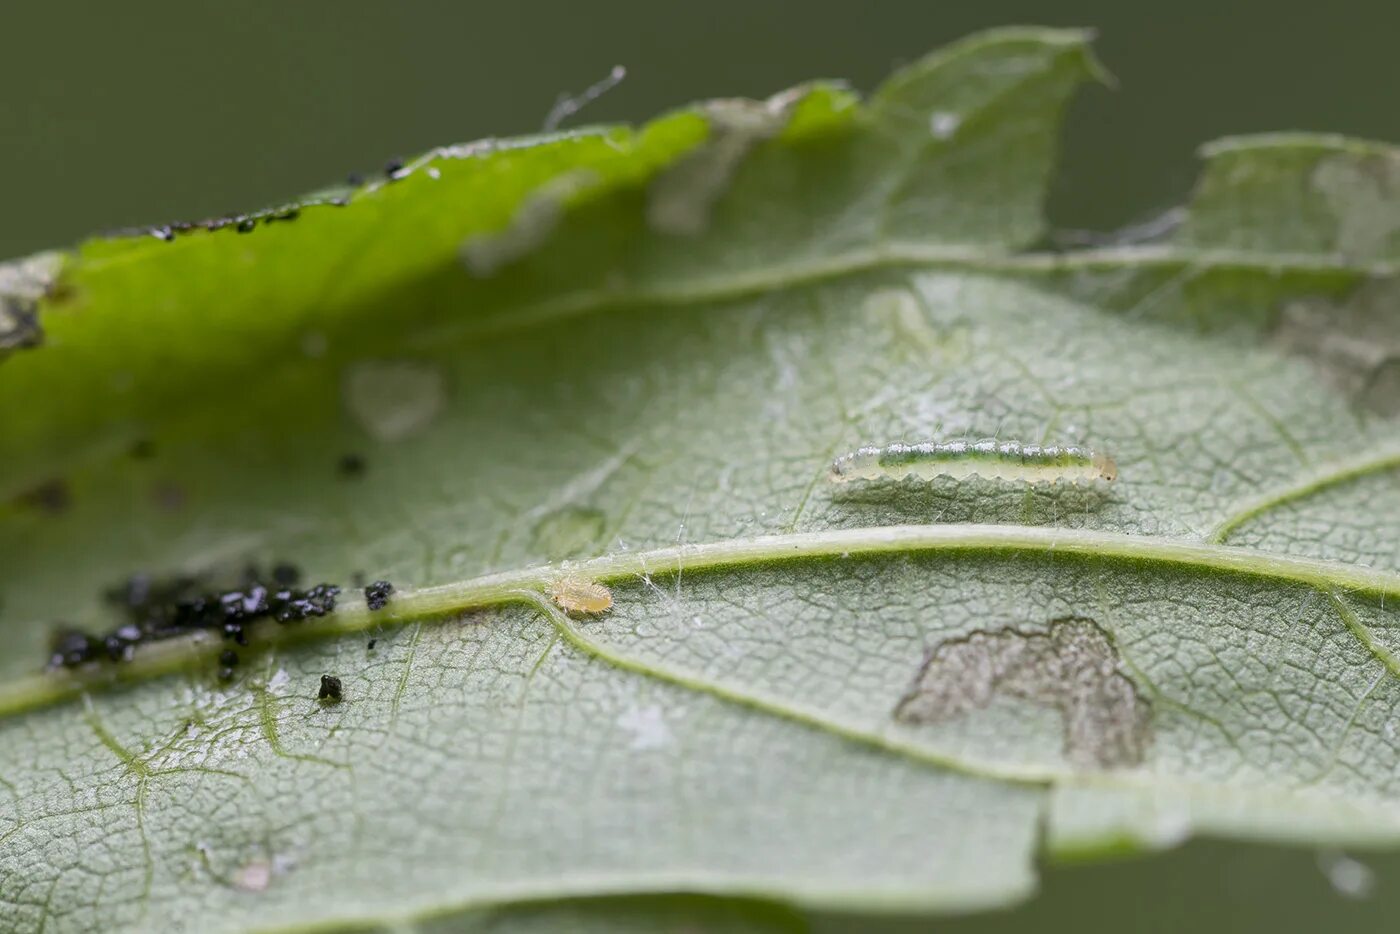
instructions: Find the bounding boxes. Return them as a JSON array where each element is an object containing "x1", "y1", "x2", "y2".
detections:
[
  {"x1": 318, "y1": 675, "x2": 343, "y2": 702},
  {"x1": 47, "y1": 564, "x2": 339, "y2": 673},
  {"x1": 364, "y1": 580, "x2": 394, "y2": 611}
]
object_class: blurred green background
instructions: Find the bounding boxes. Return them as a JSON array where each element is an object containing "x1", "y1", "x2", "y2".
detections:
[
  {"x1": 3, "y1": 1, "x2": 1398, "y2": 929},
  {"x1": 3, "y1": 0, "x2": 1399, "y2": 258}
]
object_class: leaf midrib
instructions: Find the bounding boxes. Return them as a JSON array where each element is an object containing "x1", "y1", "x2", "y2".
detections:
[{"x1": 6, "y1": 522, "x2": 1400, "y2": 721}]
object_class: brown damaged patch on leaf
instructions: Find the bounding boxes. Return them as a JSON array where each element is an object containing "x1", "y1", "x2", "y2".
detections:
[
  {"x1": 895, "y1": 616, "x2": 1152, "y2": 769},
  {"x1": 0, "y1": 252, "x2": 64, "y2": 353}
]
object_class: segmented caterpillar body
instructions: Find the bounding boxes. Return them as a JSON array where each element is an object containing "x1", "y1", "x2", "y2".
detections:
[{"x1": 828, "y1": 440, "x2": 1117, "y2": 486}]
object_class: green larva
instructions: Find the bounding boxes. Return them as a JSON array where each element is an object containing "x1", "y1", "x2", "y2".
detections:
[{"x1": 828, "y1": 440, "x2": 1118, "y2": 485}]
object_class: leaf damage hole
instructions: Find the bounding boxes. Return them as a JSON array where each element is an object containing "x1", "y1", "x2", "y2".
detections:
[{"x1": 894, "y1": 616, "x2": 1152, "y2": 769}]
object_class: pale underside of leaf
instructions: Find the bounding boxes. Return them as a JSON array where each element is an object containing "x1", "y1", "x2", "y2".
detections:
[{"x1": 2, "y1": 25, "x2": 1400, "y2": 934}]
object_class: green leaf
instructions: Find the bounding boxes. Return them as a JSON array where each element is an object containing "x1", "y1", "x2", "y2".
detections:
[{"x1": 3, "y1": 25, "x2": 1400, "y2": 932}]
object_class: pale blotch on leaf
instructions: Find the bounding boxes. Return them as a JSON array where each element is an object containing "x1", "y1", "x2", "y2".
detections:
[
  {"x1": 1312, "y1": 153, "x2": 1400, "y2": 261},
  {"x1": 929, "y1": 111, "x2": 962, "y2": 140},
  {"x1": 460, "y1": 170, "x2": 600, "y2": 277},
  {"x1": 861, "y1": 288, "x2": 968, "y2": 362},
  {"x1": 895, "y1": 616, "x2": 1152, "y2": 769},
  {"x1": 646, "y1": 95, "x2": 799, "y2": 236},
  {"x1": 1273, "y1": 280, "x2": 1400, "y2": 416},
  {"x1": 342, "y1": 359, "x2": 447, "y2": 442},
  {"x1": 531, "y1": 505, "x2": 608, "y2": 561},
  {"x1": 616, "y1": 704, "x2": 673, "y2": 750},
  {"x1": 231, "y1": 859, "x2": 272, "y2": 893}
]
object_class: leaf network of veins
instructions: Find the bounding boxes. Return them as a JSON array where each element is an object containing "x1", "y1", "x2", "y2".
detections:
[{"x1": 5, "y1": 437, "x2": 1400, "y2": 721}]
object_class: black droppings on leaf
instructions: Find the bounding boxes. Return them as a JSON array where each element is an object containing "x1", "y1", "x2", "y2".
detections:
[
  {"x1": 272, "y1": 583, "x2": 340, "y2": 623},
  {"x1": 45, "y1": 567, "x2": 340, "y2": 672},
  {"x1": 337, "y1": 453, "x2": 366, "y2": 478},
  {"x1": 318, "y1": 675, "x2": 343, "y2": 702},
  {"x1": 47, "y1": 629, "x2": 100, "y2": 669},
  {"x1": 364, "y1": 580, "x2": 394, "y2": 611},
  {"x1": 383, "y1": 159, "x2": 404, "y2": 178},
  {"x1": 112, "y1": 623, "x2": 143, "y2": 643},
  {"x1": 367, "y1": 639, "x2": 377, "y2": 650},
  {"x1": 117, "y1": 195, "x2": 327, "y2": 245},
  {"x1": 102, "y1": 623, "x2": 143, "y2": 662},
  {"x1": 219, "y1": 649, "x2": 239, "y2": 667},
  {"x1": 221, "y1": 583, "x2": 270, "y2": 622}
]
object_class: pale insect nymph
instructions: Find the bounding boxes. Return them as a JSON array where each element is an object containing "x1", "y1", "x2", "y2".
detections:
[
  {"x1": 828, "y1": 440, "x2": 1118, "y2": 486},
  {"x1": 549, "y1": 576, "x2": 613, "y2": 615}
]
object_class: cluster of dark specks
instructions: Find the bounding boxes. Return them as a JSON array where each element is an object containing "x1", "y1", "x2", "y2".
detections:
[
  {"x1": 344, "y1": 159, "x2": 404, "y2": 189},
  {"x1": 150, "y1": 205, "x2": 307, "y2": 242},
  {"x1": 47, "y1": 564, "x2": 341, "y2": 673},
  {"x1": 138, "y1": 194, "x2": 352, "y2": 244},
  {"x1": 364, "y1": 580, "x2": 394, "y2": 611}
]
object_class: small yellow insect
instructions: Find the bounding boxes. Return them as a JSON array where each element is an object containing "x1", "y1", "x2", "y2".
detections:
[{"x1": 550, "y1": 576, "x2": 613, "y2": 616}]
